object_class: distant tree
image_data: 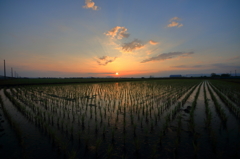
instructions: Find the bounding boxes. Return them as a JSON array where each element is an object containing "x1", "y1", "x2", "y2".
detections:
[
  {"x1": 211, "y1": 73, "x2": 217, "y2": 77},
  {"x1": 221, "y1": 74, "x2": 230, "y2": 77}
]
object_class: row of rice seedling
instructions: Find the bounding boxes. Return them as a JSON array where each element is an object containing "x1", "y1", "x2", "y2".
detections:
[
  {"x1": 188, "y1": 82, "x2": 203, "y2": 133},
  {"x1": 146, "y1": 82, "x2": 200, "y2": 148},
  {"x1": 156, "y1": 81, "x2": 201, "y2": 134},
  {"x1": 5, "y1": 80, "x2": 217, "y2": 158},
  {"x1": 203, "y1": 82, "x2": 212, "y2": 128},
  {"x1": 206, "y1": 83, "x2": 228, "y2": 125},
  {"x1": 208, "y1": 82, "x2": 240, "y2": 119},
  {"x1": 11, "y1": 84, "x2": 151, "y2": 157},
  {"x1": 4, "y1": 88, "x2": 72, "y2": 158},
  {"x1": 59, "y1": 82, "x2": 195, "y2": 153},
  {"x1": 206, "y1": 81, "x2": 240, "y2": 157},
  {"x1": 182, "y1": 82, "x2": 203, "y2": 157},
  {"x1": 22, "y1": 81, "x2": 195, "y2": 130},
  {"x1": 0, "y1": 91, "x2": 27, "y2": 158},
  {"x1": 202, "y1": 82, "x2": 219, "y2": 154},
  {"x1": 209, "y1": 80, "x2": 240, "y2": 106},
  {"x1": 150, "y1": 82, "x2": 204, "y2": 158}
]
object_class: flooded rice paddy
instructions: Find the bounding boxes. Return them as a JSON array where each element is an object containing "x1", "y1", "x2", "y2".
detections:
[{"x1": 0, "y1": 79, "x2": 240, "y2": 159}]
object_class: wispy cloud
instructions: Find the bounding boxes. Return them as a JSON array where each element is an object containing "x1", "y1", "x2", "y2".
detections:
[
  {"x1": 211, "y1": 63, "x2": 240, "y2": 69},
  {"x1": 172, "y1": 65, "x2": 203, "y2": 68},
  {"x1": 226, "y1": 56, "x2": 240, "y2": 61},
  {"x1": 178, "y1": 24, "x2": 183, "y2": 27},
  {"x1": 122, "y1": 39, "x2": 145, "y2": 52},
  {"x1": 83, "y1": 0, "x2": 99, "y2": 10},
  {"x1": 105, "y1": 27, "x2": 158, "y2": 54},
  {"x1": 97, "y1": 56, "x2": 117, "y2": 66},
  {"x1": 170, "y1": 17, "x2": 181, "y2": 21},
  {"x1": 149, "y1": 40, "x2": 158, "y2": 45},
  {"x1": 105, "y1": 26, "x2": 130, "y2": 39},
  {"x1": 146, "y1": 48, "x2": 159, "y2": 55},
  {"x1": 141, "y1": 52, "x2": 194, "y2": 63},
  {"x1": 167, "y1": 17, "x2": 183, "y2": 28},
  {"x1": 87, "y1": 72, "x2": 115, "y2": 75},
  {"x1": 167, "y1": 21, "x2": 183, "y2": 28},
  {"x1": 171, "y1": 62, "x2": 240, "y2": 70}
]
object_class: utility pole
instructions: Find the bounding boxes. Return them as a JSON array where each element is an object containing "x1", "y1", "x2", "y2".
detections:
[
  {"x1": 235, "y1": 70, "x2": 237, "y2": 77},
  {"x1": 4, "y1": 60, "x2": 6, "y2": 78},
  {"x1": 11, "y1": 67, "x2": 13, "y2": 78}
]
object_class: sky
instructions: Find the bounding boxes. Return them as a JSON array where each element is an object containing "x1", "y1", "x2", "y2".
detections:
[{"x1": 0, "y1": 0, "x2": 240, "y2": 77}]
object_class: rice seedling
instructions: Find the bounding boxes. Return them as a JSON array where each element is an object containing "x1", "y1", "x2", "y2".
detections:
[
  {"x1": 0, "y1": 94, "x2": 25, "y2": 146},
  {"x1": 177, "y1": 115, "x2": 182, "y2": 138},
  {"x1": 207, "y1": 83, "x2": 228, "y2": 124},
  {"x1": 134, "y1": 138, "x2": 140, "y2": 153},
  {"x1": 105, "y1": 144, "x2": 113, "y2": 159},
  {"x1": 68, "y1": 149, "x2": 77, "y2": 159},
  {"x1": 95, "y1": 138, "x2": 102, "y2": 155},
  {"x1": 209, "y1": 82, "x2": 240, "y2": 119},
  {"x1": 204, "y1": 82, "x2": 212, "y2": 129},
  {"x1": 2, "y1": 79, "x2": 239, "y2": 158}
]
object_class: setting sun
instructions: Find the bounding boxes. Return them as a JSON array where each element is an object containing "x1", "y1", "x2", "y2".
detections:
[{"x1": 115, "y1": 72, "x2": 119, "y2": 75}]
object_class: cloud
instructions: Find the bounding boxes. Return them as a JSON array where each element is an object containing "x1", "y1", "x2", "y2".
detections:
[
  {"x1": 149, "y1": 40, "x2": 158, "y2": 45},
  {"x1": 167, "y1": 17, "x2": 183, "y2": 27},
  {"x1": 171, "y1": 62, "x2": 240, "y2": 70},
  {"x1": 97, "y1": 56, "x2": 117, "y2": 66},
  {"x1": 226, "y1": 56, "x2": 240, "y2": 61},
  {"x1": 105, "y1": 27, "x2": 157, "y2": 53},
  {"x1": 170, "y1": 17, "x2": 181, "y2": 21},
  {"x1": 105, "y1": 26, "x2": 130, "y2": 39},
  {"x1": 122, "y1": 39, "x2": 145, "y2": 52},
  {"x1": 167, "y1": 21, "x2": 183, "y2": 28},
  {"x1": 178, "y1": 24, "x2": 183, "y2": 27},
  {"x1": 141, "y1": 52, "x2": 194, "y2": 63},
  {"x1": 87, "y1": 72, "x2": 115, "y2": 75},
  {"x1": 146, "y1": 48, "x2": 159, "y2": 55},
  {"x1": 171, "y1": 65, "x2": 203, "y2": 68},
  {"x1": 211, "y1": 63, "x2": 240, "y2": 69},
  {"x1": 83, "y1": 0, "x2": 99, "y2": 10}
]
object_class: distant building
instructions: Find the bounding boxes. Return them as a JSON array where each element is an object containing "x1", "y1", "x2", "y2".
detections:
[{"x1": 169, "y1": 75, "x2": 182, "y2": 78}]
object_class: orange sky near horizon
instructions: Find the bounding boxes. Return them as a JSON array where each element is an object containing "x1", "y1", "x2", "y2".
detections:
[{"x1": 1, "y1": 0, "x2": 240, "y2": 77}]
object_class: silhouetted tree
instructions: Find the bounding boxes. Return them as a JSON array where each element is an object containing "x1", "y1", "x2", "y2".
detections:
[
  {"x1": 211, "y1": 73, "x2": 216, "y2": 77},
  {"x1": 221, "y1": 74, "x2": 230, "y2": 77}
]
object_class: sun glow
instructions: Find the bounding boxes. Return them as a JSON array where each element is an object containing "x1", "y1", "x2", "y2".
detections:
[{"x1": 115, "y1": 72, "x2": 119, "y2": 75}]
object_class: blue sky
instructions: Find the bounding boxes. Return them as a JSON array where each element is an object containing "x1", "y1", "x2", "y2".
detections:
[{"x1": 0, "y1": 0, "x2": 240, "y2": 77}]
